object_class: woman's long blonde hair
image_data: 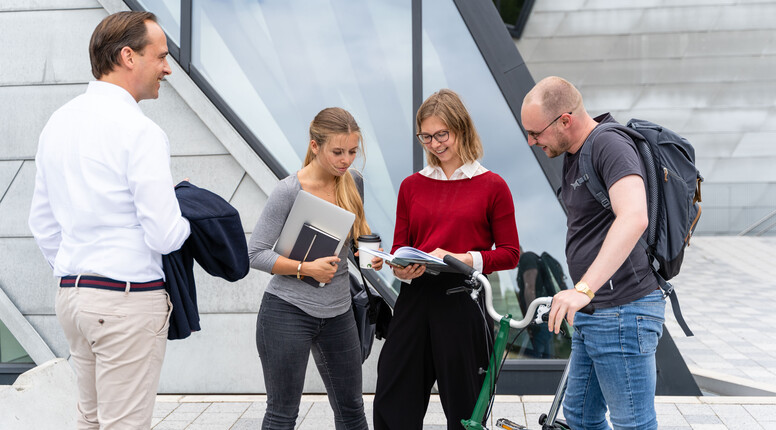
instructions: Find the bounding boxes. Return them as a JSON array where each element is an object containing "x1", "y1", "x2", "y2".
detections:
[{"x1": 303, "y1": 107, "x2": 371, "y2": 240}]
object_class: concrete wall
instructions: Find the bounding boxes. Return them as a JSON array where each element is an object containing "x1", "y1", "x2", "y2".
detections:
[
  {"x1": 0, "y1": 359, "x2": 77, "y2": 429},
  {"x1": 516, "y1": 0, "x2": 776, "y2": 235},
  {"x1": 0, "y1": 0, "x2": 384, "y2": 393}
]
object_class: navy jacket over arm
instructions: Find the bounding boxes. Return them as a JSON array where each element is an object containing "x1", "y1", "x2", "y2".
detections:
[{"x1": 163, "y1": 181, "x2": 250, "y2": 340}]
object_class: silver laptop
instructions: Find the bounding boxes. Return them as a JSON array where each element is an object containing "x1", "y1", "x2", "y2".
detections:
[{"x1": 274, "y1": 190, "x2": 356, "y2": 266}]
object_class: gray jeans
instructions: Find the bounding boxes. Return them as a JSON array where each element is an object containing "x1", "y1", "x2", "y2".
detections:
[{"x1": 255, "y1": 292, "x2": 368, "y2": 430}]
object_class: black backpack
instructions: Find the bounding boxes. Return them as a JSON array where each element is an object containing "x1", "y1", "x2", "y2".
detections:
[{"x1": 578, "y1": 119, "x2": 702, "y2": 336}]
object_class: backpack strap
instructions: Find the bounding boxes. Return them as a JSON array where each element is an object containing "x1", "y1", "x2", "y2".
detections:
[
  {"x1": 350, "y1": 169, "x2": 364, "y2": 201},
  {"x1": 579, "y1": 123, "x2": 693, "y2": 336},
  {"x1": 653, "y1": 271, "x2": 694, "y2": 336},
  {"x1": 579, "y1": 122, "x2": 649, "y2": 253},
  {"x1": 577, "y1": 122, "x2": 627, "y2": 210}
]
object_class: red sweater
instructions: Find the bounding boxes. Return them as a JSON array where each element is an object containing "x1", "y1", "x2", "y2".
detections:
[{"x1": 392, "y1": 171, "x2": 520, "y2": 274}]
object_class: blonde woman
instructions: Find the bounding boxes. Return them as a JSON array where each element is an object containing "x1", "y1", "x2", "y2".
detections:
[
  {"x1": 248, "y1": 107, "x2": 382, "y2": 430},
  {"x1": 374, "y1": 89, "x2": 520, "y2": 429}
]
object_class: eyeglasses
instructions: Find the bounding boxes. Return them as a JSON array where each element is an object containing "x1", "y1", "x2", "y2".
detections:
[
  {"x1": 416, "y1": 130, "x2": 450, "y2": 145},
  {"x1": 526, "y1": 112, "x2": 572, "y2": 140}
]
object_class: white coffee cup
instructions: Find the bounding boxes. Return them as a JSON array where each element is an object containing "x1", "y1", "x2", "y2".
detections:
[{"x1": 357, "y1": 234, "x2": 381, "y2": 269}]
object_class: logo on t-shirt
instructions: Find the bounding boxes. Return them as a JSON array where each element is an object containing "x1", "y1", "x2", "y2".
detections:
[{"x1": 570, "y1": 176, "x2": 586, "y2": 190}]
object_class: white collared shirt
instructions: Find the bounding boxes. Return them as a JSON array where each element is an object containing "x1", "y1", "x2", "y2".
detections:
[
  {"x1": 418, "y1": 160, "x2": 489, "y2": 272},
  {"x1": 29, "y1": 81, "x2": 190, "y2": 282},
  {"x1": 418, "y1": 160, "x2": 489, "y2": 181}
]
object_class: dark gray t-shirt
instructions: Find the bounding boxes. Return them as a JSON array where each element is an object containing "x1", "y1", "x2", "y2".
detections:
[{"x1": 561, "y1": 113, "x2": 658, "y2": 308}]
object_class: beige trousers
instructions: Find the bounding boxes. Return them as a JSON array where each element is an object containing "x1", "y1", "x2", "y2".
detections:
[{"x1": 56, "y1": 283, "x2": 171, "y2": 430}]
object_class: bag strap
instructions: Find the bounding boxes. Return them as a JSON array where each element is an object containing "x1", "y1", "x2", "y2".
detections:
[
  {"x1": 350, "y1": 245, "x2": 380, "y2": 324},
  {"x1": 350, "y1": 169, "x2": 364, "y2": 200},
  {"x1": 653, "y1": 272, "x2": 693, "y2": 336},
  {"x1": 577, "y1": 122, "x2": 629, "y2": 210},
  {"x1": 348, "y1": 169, "x2": 376, "y2": 317}
]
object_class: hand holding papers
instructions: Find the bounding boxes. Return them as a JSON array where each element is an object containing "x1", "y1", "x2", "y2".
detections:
[{"x1": 358, "y1": 246, "x2": 454, "y2": 275}]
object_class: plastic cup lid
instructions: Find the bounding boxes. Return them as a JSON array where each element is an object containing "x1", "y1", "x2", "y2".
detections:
[{"x1": 358, "y1": 234, "x2": 381, "y2": 242}]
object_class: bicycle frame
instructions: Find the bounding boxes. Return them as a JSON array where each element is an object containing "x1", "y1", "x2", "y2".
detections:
[
  {"x1": 441, "y1": 254, "x2": 592, "y2": 430},
  {"x1": 460, "y1": 272, "x2": 552, "y2": 430}
]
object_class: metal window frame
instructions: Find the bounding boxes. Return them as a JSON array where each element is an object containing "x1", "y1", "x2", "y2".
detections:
[
  {"x1": 0, "y1": 363, "x2": 36, "y2": 385},
  {"x1": 494, "y1": 0, "x2": 535, "y2": 39}
]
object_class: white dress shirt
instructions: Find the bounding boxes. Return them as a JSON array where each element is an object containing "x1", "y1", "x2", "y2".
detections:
[
  {"x1": 418, "y1": 160, "x2": 490, "y2": 273},
  {"x1": 29, "y1": 81, "x2": 190, "y2": 282}
]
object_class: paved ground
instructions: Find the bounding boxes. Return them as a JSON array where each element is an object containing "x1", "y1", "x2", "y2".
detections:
[
  {"x1": 151, "y1": 394, "x2": 776, "y2": 429},
  {"x1": 666, "y1": 237, "x2": 776, "y2": 394},
  {"x1": 151, "y1": 236, "x2": 776, "y2": 429}
]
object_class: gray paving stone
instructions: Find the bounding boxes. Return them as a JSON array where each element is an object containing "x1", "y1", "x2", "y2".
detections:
[
  {"x1": 297, "y1": 419, "x2": 335, "y2": 430},
  {"x1": 173, "y1": 402, "x2": 211, "y2": 413},
  {"x1": 683, "y1": 414, "x2": 725, "y2": 425},
  {"x1": 189, "y1": 412, "x2": 241, "y2": 426},
  {"x1": 205, "y1": 402, "x2": 252, "y2": 413},
  {"x1": 744, "y1": 405, "x2": 776, "y2": 421},
  {"x1": 719, "y1": 415, "x2": 764, "y2": 430},
  {"x1": 712, "y1": 404, "x2": 756, "y2": 418},
  {"x1": 489, "y1": 402, "x2": 527, "y2": 425},
  {"x1": 659, "y1": 413, "x2": 692, "y2": 426},
  {"x1": 162, "y1": 411, "x2": 200, "y2": 422},
  {"x1": 303, "y1": 402, "x2": 335, "y2": 417},
  {"x1": 422, "y1": 412, "x2": 448, "y2": 425},
  {"x1": 152, "y1": 420, "x2": 190, "y2": 430},
  {"x1": 657, "y1": 403, "x2": 683, "y2": 415},
  {"x1": 152, "y1": 402, "x2": 179, "y2": 418},
  {"x1": 230, "y1": 418, "x2": 262, "y2": 429},
  {"x1": 678, "y1": 404, "x2": 716, "y2": 415},
  {"x1": 186, "y1": 425, "x2": 232, "y2": 430},
  {"x1": 241, "y1": 403, "x2": 266, "y2": 419}
]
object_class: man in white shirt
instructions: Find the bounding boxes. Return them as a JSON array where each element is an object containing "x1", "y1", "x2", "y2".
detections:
[{"x1": 28, "y1": 11, "x2": 190, "y2": 429}]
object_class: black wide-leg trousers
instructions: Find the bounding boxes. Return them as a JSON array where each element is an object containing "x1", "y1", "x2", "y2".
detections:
[{"x1": 373, "y1": 272, "x2": 491, "y2": 430}]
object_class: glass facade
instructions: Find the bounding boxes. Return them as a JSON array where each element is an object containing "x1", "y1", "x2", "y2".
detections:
[
  {"x1": 137, "y1": 0, "x2": 181, "y2": 46},
  {"x1": 191, "y1": 0, "x2": 413, "y2": 264},
  {"x1": 140, "y1": 0, "x2": 572, "y2": 359}
]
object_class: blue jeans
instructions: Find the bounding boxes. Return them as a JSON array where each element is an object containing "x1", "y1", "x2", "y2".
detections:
[
  {"x1": 563, "y1": 289, "x2": 665, "y2": 430},
  {"x1": 255, "y1": 293, "x2": 368, "y2": 430}
]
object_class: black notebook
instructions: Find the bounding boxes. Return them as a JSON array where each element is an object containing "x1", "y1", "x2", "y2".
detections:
[{"x1": 288, "y1": 223, "x2": 341, "y2": 287}]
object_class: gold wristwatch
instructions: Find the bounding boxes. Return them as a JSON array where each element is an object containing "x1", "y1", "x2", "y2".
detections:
[{"x1": 574, "y1": 281, "x2": 595, "y2": 300}]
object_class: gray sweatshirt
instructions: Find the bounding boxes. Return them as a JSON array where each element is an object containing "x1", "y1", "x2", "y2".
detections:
[{"x1": 248, "y1": 173, "x2": 351, "y2": 318}]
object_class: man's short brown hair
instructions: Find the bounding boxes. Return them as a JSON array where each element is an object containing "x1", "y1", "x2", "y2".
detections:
[{"x1": 89, "y1": 11, "x2": 158, "y2": 79}]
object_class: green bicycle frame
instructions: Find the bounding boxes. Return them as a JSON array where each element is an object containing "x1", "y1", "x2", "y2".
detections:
[{"x1": 461, "y1": 314, "x2": 513, "y2": 430}]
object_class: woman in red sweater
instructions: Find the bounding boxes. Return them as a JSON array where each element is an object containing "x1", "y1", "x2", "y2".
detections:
[{"x1": 373, "y1": 89, "x2": 521, "y2": 429}]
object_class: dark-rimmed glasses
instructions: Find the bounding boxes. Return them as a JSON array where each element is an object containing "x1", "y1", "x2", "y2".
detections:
[
  {"x1": 526, "y1": 112, "x2": 572, "y2": 140},
  {"x1": 416, "y1": 130, "x2": 450, "y2": 145}
]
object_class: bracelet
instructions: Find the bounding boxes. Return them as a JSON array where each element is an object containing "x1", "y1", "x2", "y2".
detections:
[{"x1": 296, "y1": 262, "x2": 303, "y2": 279}]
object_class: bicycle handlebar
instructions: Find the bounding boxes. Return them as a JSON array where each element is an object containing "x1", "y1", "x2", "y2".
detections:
[
  {"x1": 442, "y1": 255, "x2": 594, "y2": 329},
  {"x1": 443, "y1": 253, "x2": 478, "y2": 277}
]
